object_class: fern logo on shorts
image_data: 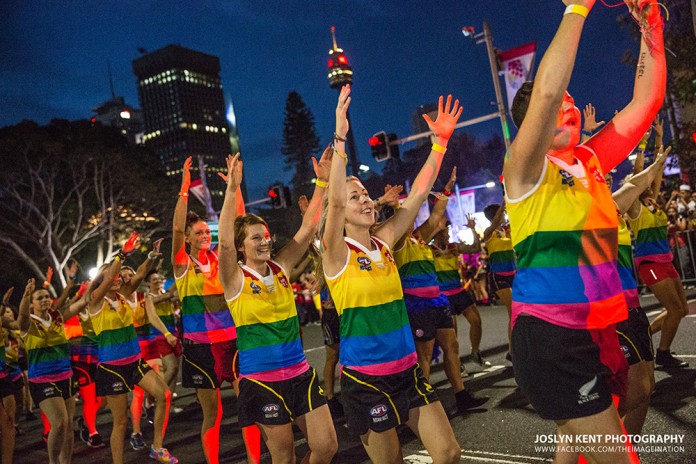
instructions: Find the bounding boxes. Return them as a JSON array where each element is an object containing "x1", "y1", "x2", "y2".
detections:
[
  {"x1": 262, "y1": 403, "x2": 280, "y2": 419},
  {"x1": 357, "y1": 256, "x2": 372, "y2": 271},
  {"x1": 370, "y1": 404, "x2": 389, "y2": 422},
  {"x1": 577, "y1": 376, "x2": 600, "y2": 404}
]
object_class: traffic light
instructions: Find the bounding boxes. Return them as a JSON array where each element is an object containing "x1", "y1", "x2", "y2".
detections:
[
  {"x1": 369, "y1": 132, "x2": 398, "y2": 162},
  {"x1": 268, "y1": 183, "x2": 290, "y2": 209}
]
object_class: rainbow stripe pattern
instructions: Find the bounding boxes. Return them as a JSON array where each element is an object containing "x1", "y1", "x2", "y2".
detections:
[
  {"x1": 506, "y1": 149, "x2": 627, "y2": 330},
  {"x1": 393, "y1": 236, "x2": 442, "y2": 298},
  {"x1": 432, "y1": 245, "x2": 465, "y2": 296},
  {"x1": 22, "y1": 310, "x2": 73, "y2": 383},
  {"x1": 617, "y1": 216, "x2": 640, "y2": 308},
  {"x1": 91, "y1": 295, "x2": 141, "y2": 365},
  {"x1": 66, "y1": 311, "x2": 99, "y2": 363},
  {"x1": 625, "y1": 203, "x2": 673, "y2": 267},
  {"x1": 175, "y1": 251, "x2": 237, "y2": 343},
  {"x1": 486, "y1": 230, "x2": 517, "y2": 275},
  {"x1": 326, "y1": 237, "x2": 417, "y2": 376},
  {"x1": 131, "y1": 293, "x2": 156, "y2": 342},
  {"x1": 226, "y1": 260, "x2": 306, "y2": 379}
]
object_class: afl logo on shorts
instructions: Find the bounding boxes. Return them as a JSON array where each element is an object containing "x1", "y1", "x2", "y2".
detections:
[
  {"x1": 620, "y1": 345, "x2": 630, "y2": 358},
  {"x1": 262, "y1": 403, "x2": 280, "y2": 419},
  {"x1": 43, "y1": 386, "x2": 55, "y2": 395},
  {"x1": 112, "y1": 381, "x2": 124, "y2": 392},
  {"x1": 370, "y1": 404, "x2": 388, "y2": 422},
  {"x1": 357, "y1": 257, "x2": 372, "y2": 271},
  {"x1": 250, "y1": 282, "x2": 262, "y2": 294}
]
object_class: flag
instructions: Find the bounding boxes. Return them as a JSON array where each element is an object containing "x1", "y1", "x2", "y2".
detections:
[
  {"x1": 189, "y1": 179, "x2": 207, "y2": 207},
  {"x1": 498, "y1": 42, "x2": 536, "y2": 109}
]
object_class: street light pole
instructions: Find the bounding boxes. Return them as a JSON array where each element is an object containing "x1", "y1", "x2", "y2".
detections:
[{"x1": 476, "y1": 22, "x2": 512, "y2": 155}]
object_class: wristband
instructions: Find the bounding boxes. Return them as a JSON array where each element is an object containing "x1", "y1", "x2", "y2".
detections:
[
  {"x1": 638, "y1": 141, "x2": 648, "y2": 151},
  {"x1": 147, "y1": 251, "x2": 156, "y2": 260},
  {"x1": 179, "y1": 191, "x2": 189, "y2": 198},
  {"x1": 315, "y1": 179, "x2": 328, "y2": 188},
  {"x1": 333, "y1": 147, "x2": 348, "y2": 160},
  {"x1": 164, "y1": 331, "x2": 172, "y2": 337},
  {"x1": 564, "y1": 4, "x2": 589, "y2": 18},
  {"x1": 581, "y1": 130, "x2": 593, "y2": 137},
  {"x1": 443, "y1": 188, "x2": 452, "y2": 197},
  {"x1": 431, "y1": 143, "x2": 447, "y2": 154},
  {"x1": 333, "y1": 132, "x2": 347, "y2": 142},
  {"x1": 115, "y1": 250, "x2": 126, "y2": 262}
]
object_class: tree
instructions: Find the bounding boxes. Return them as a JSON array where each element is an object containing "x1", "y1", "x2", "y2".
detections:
[
  {"x1": 0, "y1": 119, "x2": 175, "y2": 294},
  {"x1": 281, "y1": 92, "x2": 322, "y2": 199}
]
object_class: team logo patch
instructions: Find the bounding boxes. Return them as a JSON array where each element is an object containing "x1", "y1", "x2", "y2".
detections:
[
  {"x1": 357, "y1": 256, "x2": 372, "y2": 271},
  {"x1": 415, "y1": 329, "x2": 424, "y2": 338},
  {"x1": 262, "y1": 403, "x2": 280, "y2": 419},
  {"x1": 370, "y1": 404, "x2": 389, "y2": 423},
  {"x1": 559, "y1": 169, "x2": 575, "y2": 187},
  {"x1": 43, "y1": 386, "x2": 55, "y2": 395},
  {"x1": 112, "y1": 381, "x2": 125, "y2": 392},
  {"x1": 577, "y1": 376, "x2": 600, "y2": 404},
  {"x1": 278, "y1": 275, "x2": 289, "y2": 288},
  {"x1": 620, "y1": 345, "x2": 630, "y2": 358},
  {"x1": 192, "y1": 374, "x2": 204, "y2": 385},
  {"x1": 590, "y1": 167, "x2": 605, "y2": 183},
  {"x1": 250, "y1": 282, "x2": 262, "y2": 294}
]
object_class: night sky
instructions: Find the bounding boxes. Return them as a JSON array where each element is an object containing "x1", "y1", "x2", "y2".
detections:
[{"x1": 1, "y1": 1, "x2": 641, "y2": 199}]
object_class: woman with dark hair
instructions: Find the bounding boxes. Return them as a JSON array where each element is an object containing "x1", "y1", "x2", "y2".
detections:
[
  {"x1": 217, "y1": 149, "x2": 337, "y2": 463},
  {"x1": 171, "y1": 157, "x2": 260, "y2": 464},
  {"x1": 319, "y1": 85, "x2": 462, "y2": 463}
]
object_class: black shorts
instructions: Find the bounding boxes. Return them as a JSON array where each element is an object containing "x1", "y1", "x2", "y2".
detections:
[
  {"x1": 488, "y1": 273, "x2": 514, "y2": 293},
  {"x1": 511, "y1": 315, "x2": 627, "y2": 421},
  {"x1": 321, "y1": 307, "x2": 340, "y2": 346},
  {"x1": 182, "y1": 338, "x2": 239, "y2": 389},
  {"x1": 616, "y1": 308, "x2": 654, "y2": 366},
  {"x1": 96, "y1": 358, "x2": 151, "y2": 396},
  {"x1": 404, "y1": 294, "x2": 454, "y2": 342},
  {"x1": 72, "y1": 361, "x2": 98, "y2": 387},
  {"x1": 0, "y1": 377, "x2": 14, "y2": 399},
  {"x1": 238, "y1": 367, "x2": 326, "y2": 427},
  {"x1": 29, "y1": 377, "x2": 78, "y2": 405},
  {"x1": 12, "y1": 375, "x2": 25, "y2": 392},
  {"x1": 340, "y1": 364, "x2": 439, "y2": 436},
  {"x1": 445, "y1": 290, "x2": 476, "y2": 315}
]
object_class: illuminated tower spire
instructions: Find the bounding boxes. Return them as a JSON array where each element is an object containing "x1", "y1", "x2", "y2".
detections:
[{"x1": 327, "y1": 26, "x2": 359, "y2": 175}]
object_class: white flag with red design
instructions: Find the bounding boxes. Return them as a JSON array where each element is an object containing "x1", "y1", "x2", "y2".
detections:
[
  {"x1": 498, "y1": 42, "x2": 536, "y2": 109},
  {"x1": 189, "y1": 179, "x2": 207, "y2": 207}
]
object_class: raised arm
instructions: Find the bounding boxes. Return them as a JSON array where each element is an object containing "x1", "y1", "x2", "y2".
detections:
[
  {"x1": 172, "y1": 157, "x2": 192, "y2": 275},
  {"x1": 61, "y1": 282, "x2": 90, "y2": 321},
  {"x1": 375, "y1": 95, "x2": 463, "y2": 247},
  {"x1": 615, "y1": 146, "x2": 669, "y2": 214},
  {"x1": 632, "y1": 128, "x2": 651, "y2": 175},
  {"x1": 217, "y1": 153, "x2": 244, "y2": 299},
  {"x1": 88, "y1": 231, "x2": 140, "y2": 313},
  {"x1": 120, "y1": 238, "x2": 162, "y2": 295},
  {"x1": 504, "y1": 0, "x2": 594, "y2": 198},
  {"x1": 144, "y1": 294, "x2": 179, "y2": 347},
  {"x1": 415, "y1": 167, "x2": 457, "y2": 243},
  {"x1": 275, "y1": 146, "x2": 331, "y2": 271},
  {"x1": 322, "y1": 85, "x2": 352, "y2": 276},
  {"x1": 584, "y1": 0, "x2": 666, "y2": 172},
  {"x1": 581, "y1": 103, "x2": 605, "y2": 143},
  {"x1": 18, "y1": 279, "x2": 35, "y2": 333},
  {"x1": 482, "y1": 203, "x2": 507, "y2": 243},
  {"x1": 454, "y1": 214, "x2": 482, "y2": 254}
]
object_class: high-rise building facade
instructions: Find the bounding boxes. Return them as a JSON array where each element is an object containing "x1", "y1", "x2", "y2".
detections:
[
  {"x1": 132, "y1": 44, "x2": 234, "y2": 211},
  {"x1": 91, "y1": 96, "x2": 144, "y2": 145}
]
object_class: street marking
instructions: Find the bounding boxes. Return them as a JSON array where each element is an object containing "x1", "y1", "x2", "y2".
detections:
[
  {"x1": 404, "y1": 448, "x2": 552, "y2": 463},
  {"x1": 467, "y1": 365, "x2": 506, "y2": 380}
]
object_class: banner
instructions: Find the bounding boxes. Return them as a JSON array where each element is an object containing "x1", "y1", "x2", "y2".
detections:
[{"x1": 498, "y1": 42, "x2": 536, "y2": 109}]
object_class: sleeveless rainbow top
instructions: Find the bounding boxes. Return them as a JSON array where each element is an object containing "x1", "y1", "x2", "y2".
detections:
[
  {"x1": 617, "y1": 216, "x2": 640, "y2": 308},
  {"x1": 505, "y1": 148, "x2": 627, "y2": 330},
  {"x1": 22, "y1": 310, "x2": 72, "y2": 383},
  {"x1": 175, "y1": 251, "x2": 236, "y2": 343},
  {"x1": 625, "y1": 202, "x2": 673, "y2": 267},
  {"x1": 393, "y1": 236, "x2": 441, "y2": 298},
  {"x1": 130, "y1": 293, "x2": 156, "y2": 343},
  {"x1": 151, "y1": 296, "x2": 177, "y2": 338},
  {"x1": 91, "y1": 295, "x2": 141, "y2": 365},
  {"x1": 66, "y1": 310, "x2": 99, "y2": 364},
  {"x1": 431, "y1": 244, "x2": 464, "y2": 296},
  {"x1": 486, "y1": 229, "x2": 517, "y2": 275},
  {"x1": 325, "y1": 237, "x2": 417, "y2": 376},
  {"x1": 226, "y1": 260, "x2": 307, "y2": 380}
]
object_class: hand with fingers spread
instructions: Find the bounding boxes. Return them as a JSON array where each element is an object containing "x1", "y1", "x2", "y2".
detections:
[
  {"x1": 313, "y1": 145, "x2": 333, "y2": 184},
  {"x1": 218, "y1": 153, "x2": 243, "y2": 191},
  {"x1": 335, "y1": 85, "x2": 351, "y2": 140},
  {"x1": 422, "y1": 95, "x2": 464, "y2": 144},
  {"x1": 583, "y1": 104, "x2": 605, "y2": 133},
  {"x1": 180, "y1": 156, "x2": 193, "y2": 199},
  {"x1": 381, "y1": 184, "x2": 404, "y2": 208},
  {"x1": 465, "y1": 213, "x2": 476, "y2": 229},
  {"x1": 122, "y1": 231, "x2": 141, "y2": 256},
  {"x1": 148, "y1": 238, "x2": 164, "y2": 261}
]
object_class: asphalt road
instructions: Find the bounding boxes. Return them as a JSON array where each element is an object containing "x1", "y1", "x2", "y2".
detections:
[{"x1": 13, "y1": 291, "x2": 696, "y2": 463}]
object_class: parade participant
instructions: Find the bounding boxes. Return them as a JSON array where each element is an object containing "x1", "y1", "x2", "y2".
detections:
[
  {"x1": 87, "y1": 233, "x2": 177, "y2": 464},
  {"x1": 3, "y1": 304, "x2": 24, "y2": 435},
  {"x1": 432, "y1": 215, "x2": 489, "y2": 370},
  {"x1": 612, "y1": 147, "x2": 668, "y2": 435},
  {"x1": 0, "y1": 295, "x2": 19, "y2": 464},
  {"x1": 393, "y1": 169, "x2": 488, "y2": 416},
  {"x1": 18, "y1": 277, "x2": 89, "y2": 464},
  {"x1": 482, "y1": 203, "x2": 515, "y2": 358},
  {"x1": 171, "y1": 157, "x2": 260, "y2": 464},
  {"x1": 319, "y1": 85, "x2": 462, "y2": 463},
  {"x1": 218, "y1": 149, "x2": 337, "y2": 463},
  {"x1": 503, "y1": 0, "x2": 665, "y2": 462}
]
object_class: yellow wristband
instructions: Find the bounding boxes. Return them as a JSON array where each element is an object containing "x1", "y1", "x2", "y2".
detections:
[
  {"x1": 315, "y1": 179, "x2": 328, "y2": 188},
  {"x1": 564, "y1": 4, "x2": 589, "y2": 18},
  {"x1": 164, "y1": 331, "x2": 172, "y2": 337},
  {"x1": 333, "y1": 148, "x2": 348, "y2": 160},
  {"x1": 431, "y1": 143, "x2": 447, "y2": 154}
]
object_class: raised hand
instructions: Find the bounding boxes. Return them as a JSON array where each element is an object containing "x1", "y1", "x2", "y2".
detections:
[
  {"x1": 77, "y1": 281, "x2": 90, "y2": 297},
  {"x1": 218, "y1": 153, "x2": 243, "y2": 190},
  {"x1": 23, "y1": 278, "x2": 35, "y2": 299},
  {"x1": 66, "y1": 260, "x2": 79, "y2": 280},
  {"x1": 653, "y1": 114, "x2": 663, "y2": 138},
  {"x1": 298, "y1": 195, "x2": 309, "y2": 216},
  {"x1": 122, "y1": 231, "x2": 141, "y2": 256},
  {"x1": 654, "y1": 145, "x2": 670, "y2": 166},
  {"x1": 313, "y1": 145, "x2": 333, "y2": 182},
  {"x1": 149, "y1": 238, "x2": 164, "y2": 260},
  {"x1": 465, "y1": 213, "x2": 476, "y2": 229},
  {"x1": 583, "y1": 104, "x2": 605, "y2": 133},
  {"x1": 335, "y1": 85, "x2": 351, "y2": 139},
  {"x1": 43, "y1": 266, "x2": 54, "y2": 289},
  {"x1": 381, "y1": 184, "x2": 404, "y2": 208},
  {"x1": 2, "y1": 287, "x2": 13, "y2": 306},
  {"x1": 422, "y1": 95, "x2": 464, "y2": 143},
  {"x1": 180, "y1": 156, "x2": 192, "y2": 194},
  {"x1": 445, "y1": 167, "x2": 457, "y2": 193}
]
